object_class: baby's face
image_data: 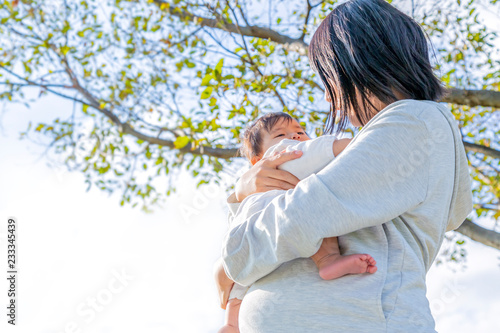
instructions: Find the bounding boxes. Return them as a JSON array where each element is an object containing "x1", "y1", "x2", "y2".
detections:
[{"x1": 259, "y1": 119, "x2": 310, "y2": 157}]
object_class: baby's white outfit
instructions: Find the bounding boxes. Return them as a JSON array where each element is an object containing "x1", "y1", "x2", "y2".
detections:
[{"x1": 228, "y1": 134, "x2": 338, "y2": 300}]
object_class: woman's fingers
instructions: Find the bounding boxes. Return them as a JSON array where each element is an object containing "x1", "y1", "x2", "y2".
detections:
[
  {"x1": 266, "y1": 150, "x2": 303, "y2": 168},
  {"x1": 270, "y1": 169, "x2": 301, "y2": 187},
  {"x1": 262, "y1": 185, "x2": 295, "y2": 192},
  {"x1": 234, "y1": 150, "x2": 303, "y2": 202},
  {"x1": 259, "y1": 176, "x2": 296, "y2": 191}
]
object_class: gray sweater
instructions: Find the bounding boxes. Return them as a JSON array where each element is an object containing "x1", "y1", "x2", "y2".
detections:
[
  {"x1": 221, "y1": 99, "x2": 473, "y2": 332},
  {"x1": 228, "y1": 134, "x2": 338, "y2": 301}
]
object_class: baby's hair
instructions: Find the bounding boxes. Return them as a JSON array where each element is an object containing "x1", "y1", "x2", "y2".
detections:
[{"x1": 240, "y1": 112, "x2": 298, "y2": 161}]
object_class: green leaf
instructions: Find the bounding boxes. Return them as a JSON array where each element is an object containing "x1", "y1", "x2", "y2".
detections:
[
  {"x1": 60, "y1": 45, "x2": 71, "y2": 55},
  {"x1": 215, "y1": 58, "x2": 224, "y2": 74},
  {"x1": 201, "y1": 86, "x2": 213, "y2": 99},
  {"x1": 174, "y1": 136, "x2": 190, "y2": 149},
  {"x1": 201, "y1": 74, "x2": 213, "y2": 86}
]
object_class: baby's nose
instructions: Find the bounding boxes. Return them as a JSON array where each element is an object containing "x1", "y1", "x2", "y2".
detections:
[{"x1": 291, "y1": 133, "x2": 300, "y2": 139}]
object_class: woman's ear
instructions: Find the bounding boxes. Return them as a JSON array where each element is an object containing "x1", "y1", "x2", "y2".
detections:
[{"x1": 250, "y1": 156, "x2": 261, "y2": 165}]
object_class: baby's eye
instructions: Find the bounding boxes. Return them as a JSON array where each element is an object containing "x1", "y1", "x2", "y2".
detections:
[
  {"x1": 298, "y1": 132, "x2": 305, "y2": 135},
  {"x1": 275, "y1": 134, "x2": 284, "y2": 138}
]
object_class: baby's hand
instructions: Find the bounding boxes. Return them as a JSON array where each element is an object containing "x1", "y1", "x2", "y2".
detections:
[{"x1": 213, "y1": 258, "x2": 235, "y2": 310}]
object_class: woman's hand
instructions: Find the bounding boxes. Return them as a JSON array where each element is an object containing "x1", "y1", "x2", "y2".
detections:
[
  {"x1": 213, "y1": 258, "x2": 235, "y2": 310},
  {"x1": 235, "y1": 150, "x2": 303, "y2": 202}
]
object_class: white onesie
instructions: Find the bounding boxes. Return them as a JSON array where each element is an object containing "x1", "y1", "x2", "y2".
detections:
[{"x1": 227, "y1": 134, "x2": 338, "y2": 300}]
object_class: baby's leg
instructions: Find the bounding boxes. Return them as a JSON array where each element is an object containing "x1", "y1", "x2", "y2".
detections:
[
  {"x1": 311, "y1": 237, "x2": 377, "y2": 280},
  {"x1": 218, "y1": 298, "x2": 242, "y2": 333}
]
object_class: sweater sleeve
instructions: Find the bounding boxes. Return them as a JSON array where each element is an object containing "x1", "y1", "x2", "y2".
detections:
[{"x1": 221, "y1": 108, "x2": 431, "y2": 286}]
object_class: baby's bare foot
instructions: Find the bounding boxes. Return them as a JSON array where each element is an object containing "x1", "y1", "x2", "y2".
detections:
[{"x1": 317, "y1": 253, "x2": 377, "y2": 280}]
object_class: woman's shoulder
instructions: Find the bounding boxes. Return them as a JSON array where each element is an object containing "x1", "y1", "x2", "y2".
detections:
[
  {"x1": 349, "y1": 99, "x2": 455, "y2": 158},
  {"x1": 365, "y1": 99, "x2": 453, "y2": 133},
  {"x1": 393, "y1": 99, "x2": 456, "y2": 136},
  {"x1": 380, "y1": 99, "x2": 451, "y2": 121}
]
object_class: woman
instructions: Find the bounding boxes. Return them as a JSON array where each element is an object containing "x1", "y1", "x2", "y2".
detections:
[{"x1": 218, "y1": 0, "x2": 473, "y2": 331}]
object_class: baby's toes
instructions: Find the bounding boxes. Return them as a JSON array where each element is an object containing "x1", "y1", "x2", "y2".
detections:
[
  {"x1": 367, "y1": 265, "x2": 378, "y2": 274},
  {"x1": 358, "y1": 254, "x2": 369, "y2": 262},
  {"x1": 364, "y1": 255, "x2": 376, "y2": 266}
]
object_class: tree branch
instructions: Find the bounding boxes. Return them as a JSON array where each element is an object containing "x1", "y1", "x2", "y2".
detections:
[
  {"x1": 0, "y1": 62, "x2": 240, "y2": 160},
  {"x1": 442, "y1": 88, "x2": 500, "y2": 109},
  {"x1": 463, "y1": 141, "x2": 500, "y2": 159},
  {"x1": 154, "y1": 1, "x2": 308, "y2": 55},
  {"x1": 456, "y1": 219, "x2": 500, "y2": 251},
  {"x1": 70, "y1": 80, "x2": 240, "y2": 159},
  {"x1": 155, "y1": 4, "x2": 500, "y2": 109},
  {"x1": 300, "y1": 0, "x2": 313, "y2": 41},
  {"x1": 5, "y1": 4, "x2": 500, "y2": 161},
  {"x1": 50, "y1": 44, "x2": 240, "y2": 159}
]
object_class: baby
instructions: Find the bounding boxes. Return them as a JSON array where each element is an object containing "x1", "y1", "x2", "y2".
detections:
[{"x1": 215, "y1": 112, "x2": 377, "y2": 333}]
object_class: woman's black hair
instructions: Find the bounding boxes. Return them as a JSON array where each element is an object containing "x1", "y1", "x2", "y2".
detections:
[{"x1": 309, "y1": 0, "x2": 445, "y2": 134}]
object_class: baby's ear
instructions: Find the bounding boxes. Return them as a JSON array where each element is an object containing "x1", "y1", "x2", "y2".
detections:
[{"x1": 250, "y1": 156, "x2": 261, "y2": 165}]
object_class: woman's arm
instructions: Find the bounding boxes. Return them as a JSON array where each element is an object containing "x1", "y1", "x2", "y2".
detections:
[{"x1": 222, "y1": 107, "x2": 434, "y2": 286}]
